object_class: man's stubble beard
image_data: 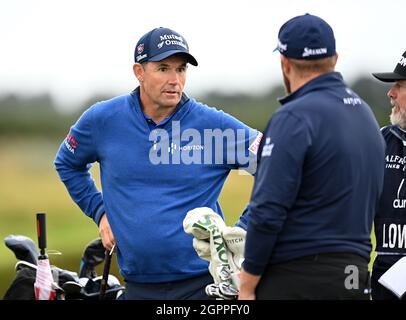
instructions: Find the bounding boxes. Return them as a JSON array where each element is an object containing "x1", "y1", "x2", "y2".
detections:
[{"x1": 390, "y1": 104, "x2": 406, "y2": 130}]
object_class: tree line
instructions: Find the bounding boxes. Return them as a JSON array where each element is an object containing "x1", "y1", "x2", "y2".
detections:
[{"x1": 0, "y1": 76, "x2": 393, "y2": 138}]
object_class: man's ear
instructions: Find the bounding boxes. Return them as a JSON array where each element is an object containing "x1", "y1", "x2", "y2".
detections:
[
  {"x1": 333, "y1": 52, "x2": 339, "y2": 66},
  {"x1": 280, "y1": 55, "x2": 291, "y2": 75},
  {"x1": 133, "y1": 63, "x2": 144, "y2": 82}
]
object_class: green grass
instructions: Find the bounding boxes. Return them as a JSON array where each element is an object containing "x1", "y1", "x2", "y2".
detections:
[
  {"x1": 0, "y1": 137, "x2": 376, "y2": 298},
  {"x1": 0, "y1": 137, "x2": 254, "y2": 297}
]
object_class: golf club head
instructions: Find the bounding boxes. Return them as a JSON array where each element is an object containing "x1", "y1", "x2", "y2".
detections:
[
  {"x1": 62, "y1": 281, "x2": 83, "y2": 300},
  {"x1": 79, "y1": 238, "x2": 105, "y2": 278},
  {"x1": 4, "y1": 235, "x2": 39, "y2": 265},
  {"x1": 205, "y1": 282, "x2": 238, "y2": 300},
  {"x1": 93, "y1": 274, "x2": 121, "y2": 287},
  {"x1": 52, "y1": 266, "x2": 79, "y2": 284},
  {"x1": 81, "y1": 275, "x2": 124, "y2": 300},
  {"x1": 62, "y1": 281, "x2": 82, "y2": 293}
]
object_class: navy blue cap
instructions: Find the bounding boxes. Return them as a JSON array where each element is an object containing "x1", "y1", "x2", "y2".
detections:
[
  {"x1": 275, "y1": 13, "x2": 336, "y2": 60},
  {"x1": 373, "y1": 51, "x2": 406, "y2": 82},
  {"x1": 134, "y1": 27, "x2": 198, "y2": 66}
]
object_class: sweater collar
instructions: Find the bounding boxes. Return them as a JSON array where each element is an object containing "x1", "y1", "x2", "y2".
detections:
[
  {"x1": 278, "y1": 72, "x2": 345, "y2": 105},
  {"x1": 390, "y1": 125, "x2": 406, "y2": 142}
]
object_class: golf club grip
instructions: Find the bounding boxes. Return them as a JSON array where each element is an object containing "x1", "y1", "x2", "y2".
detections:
[
  {"x1": 99, "y1": 249, "x2": 112, "y2": 299},
  {"x1": 36, "y1": 213, "x2": 47, "y2": 254}
]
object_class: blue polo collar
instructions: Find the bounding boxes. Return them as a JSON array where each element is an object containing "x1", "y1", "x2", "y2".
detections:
[
  {"x1": 279, "y1": 72, "x2": 345, "y2": 105},
  {"x1": 130, "y1": 86, "x2": 190, "y2": 128}
]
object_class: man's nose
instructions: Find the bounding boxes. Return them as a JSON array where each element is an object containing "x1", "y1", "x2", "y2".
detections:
[
  {"x1": 168, "y1": 70, "x2": 180, "y2": 84},
  {"x1": 387, "y1": 86, "x2": 396, "y2": 99}
]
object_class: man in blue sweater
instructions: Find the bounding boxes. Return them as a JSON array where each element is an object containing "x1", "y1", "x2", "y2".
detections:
[
  {"x1": 54, "y1": 27, "x2": 261, "y2": 299},
  {"x1": 238, "y1": 14, "x2": 386, "y2": 300}
]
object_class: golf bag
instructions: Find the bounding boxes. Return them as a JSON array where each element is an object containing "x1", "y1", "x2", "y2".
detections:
[{"x1": 3, "y1": 235, "x2": 124, "y2": 300}]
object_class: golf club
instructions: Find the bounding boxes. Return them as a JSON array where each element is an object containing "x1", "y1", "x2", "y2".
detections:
[{"x1": 99, "y1": 244, "x2": 115, "y2": 300}]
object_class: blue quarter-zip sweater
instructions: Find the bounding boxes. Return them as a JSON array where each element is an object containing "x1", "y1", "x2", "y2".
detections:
[
  {"x1": 243, "y1": 72, "x2": 386, "y2": 275},
  {"x1": 54, "y1": 88, "x2": 259, "y2": 283}
]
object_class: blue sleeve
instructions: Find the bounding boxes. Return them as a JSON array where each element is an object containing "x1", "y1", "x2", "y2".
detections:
[
  {"x1": 53, "y1": 105, "x2": 105, "y2": 226},
  {"x1": 242, "y1": 111, "x2": 311, "y2": 275},
  {"x1": 235, "y1": 204, "x2": 249, "y2": 230},
  {"x1": 220, "y1": 112, "x2": 262, "y2": 175}
]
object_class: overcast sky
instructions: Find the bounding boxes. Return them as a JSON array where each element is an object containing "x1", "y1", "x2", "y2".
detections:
[{"x1": 0, "y1": 0, "x2": 404, "y2": 110}]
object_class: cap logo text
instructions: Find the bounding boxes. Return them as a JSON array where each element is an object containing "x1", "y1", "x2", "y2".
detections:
[
  {"x1": 302, "y1": 47, "x2": 327, "y2": 57},
  {"x1": 160, "y1": 34, "x2": 184, "y2": 42},
  {"x1": 136, "y1": 53, "x2": 147, "y2": 62},
  {"x1": 277, "y1": 39, "x2": 287, "y2": 52},
  {"x1": 157, "y1": 34, "x2": 188, "y2": 50},
  {"x1": 399, "y1": 56, "x2": 406, "y2": 67}
]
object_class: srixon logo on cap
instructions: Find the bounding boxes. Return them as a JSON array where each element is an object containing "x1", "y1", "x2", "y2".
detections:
[{"x1": 302, "y1": 47, "x2": 327, "y2": 58}]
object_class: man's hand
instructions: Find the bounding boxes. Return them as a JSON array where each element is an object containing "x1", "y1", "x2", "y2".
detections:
[
  {"x1": 238, "y1": 268, "x2": 261, "y2": 300},
  {"x1": 99, "y1": 213, "x2": 115, "y2": 251}
]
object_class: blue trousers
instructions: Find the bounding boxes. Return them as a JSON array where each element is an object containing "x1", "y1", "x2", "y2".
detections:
[{"x1": 119, "y1": 272, "x2": 213, "y2": 300}]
